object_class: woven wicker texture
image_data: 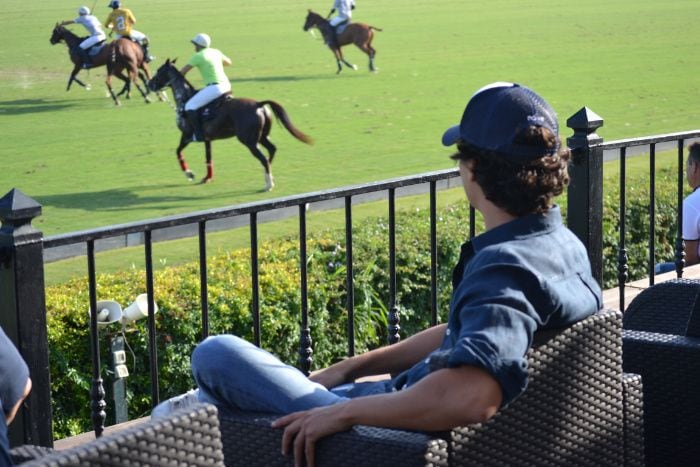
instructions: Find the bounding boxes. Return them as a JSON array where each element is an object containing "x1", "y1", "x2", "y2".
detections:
[
  {"x1": 10, "y1": 445, "x2": 55, "y2": 464},
  {"x1": 621, "y1": 373, "x2": 644, "y2": 467},
  {"x1": 219, "y1": 411, "x2": 449, "y2": 467},
  {"x1": 19, "y1": 403, "x2": 225, "y2": 467},
  {"x1": 449, "y1": 310, "x2": 625, "y2": 466},
  {"x1": 622, "y1": 278, "x2": 700, "y2": 335},
  {"x1": 217, "y1": 310, "x2": 639, "y2": 466},
  {"x1": 623, "y1": 329, "x2": 700, "y2": 466}
]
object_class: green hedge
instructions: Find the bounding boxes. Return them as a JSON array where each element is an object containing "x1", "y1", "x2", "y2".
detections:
[
  {"x1": 46, "y1": 202, "x2": 476, "y2": 438},
  {"x1": 601, "y1": 165, "x2": 683, "y2": 290},
  {"x1": 46, "y1": 169, "x2": 685, "y2": 438}
]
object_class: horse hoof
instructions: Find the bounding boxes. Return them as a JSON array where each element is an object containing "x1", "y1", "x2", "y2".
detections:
[
  {"x1": 185, "y1": 171, "x2": 195, "y2": 181},
  {"x1": 85, "y1": 84, "x2": 91, "y2": 91},
  {"x1": 352, "y1": 64, "x2": 358, "y2": 71},
  {"x1": 199, "y1": 177, "x2": 212, "y2": 185}
]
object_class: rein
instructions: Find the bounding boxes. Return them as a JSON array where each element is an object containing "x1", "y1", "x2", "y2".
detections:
[{"x1": 155, "y1": 66, "x2": 195, "y2": 110}]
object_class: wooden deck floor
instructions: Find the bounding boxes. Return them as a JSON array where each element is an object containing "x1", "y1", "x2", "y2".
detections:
[{"x1": 602, "y1": 263, "x2": 700, "y2": 311}]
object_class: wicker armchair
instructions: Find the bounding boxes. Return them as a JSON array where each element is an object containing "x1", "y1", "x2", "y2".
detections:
[
  {"x1": 11, "y1": 403, "x2": 225, "y2": 467},
  {"x1": 622, "y1": 278, "x2": 700, "y2": 465},
  {"x1": 622, "y1": 277, "x2": 700, "y2": 334},
  {"x1": 218, "y1": 310, "x2": 643, "y2": 466}
]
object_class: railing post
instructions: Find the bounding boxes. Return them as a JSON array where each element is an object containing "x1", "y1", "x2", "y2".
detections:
[
  {"x1": 566, "y1": 108, "x2": 605, "y2": 286},
  {"x1": 0, "y1": 188, "x2": 53, "y2": 447}
]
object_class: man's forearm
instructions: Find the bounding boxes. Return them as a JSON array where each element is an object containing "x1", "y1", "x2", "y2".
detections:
[
  {"x1": 339, "y1": 365, "x2": 501, "y2": 431},
  {"x1": 339, "y1": 324, "x2": 447, "y2": 380}
]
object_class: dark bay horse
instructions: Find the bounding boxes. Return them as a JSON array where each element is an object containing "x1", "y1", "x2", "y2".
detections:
[
  {"x1": 302, "y1": 10, "x2": 381, "y2": 73},
  {"x1": 50, "y1": 24, "x2": 156, "y2": 105},
  {"x1": 148, "y1": 59, "x2": 313, "y2": 190}
]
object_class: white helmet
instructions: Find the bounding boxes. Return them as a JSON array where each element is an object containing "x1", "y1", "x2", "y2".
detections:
[
  {"x1": 191, "y1": 33, "x2": 211, "y2": 48},
  {"x1": 78, "y1": 6, "x2": 90, "y2": 15}
]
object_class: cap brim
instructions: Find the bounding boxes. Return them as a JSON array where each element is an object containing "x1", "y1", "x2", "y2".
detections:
[{"x1": 441, "y1": 125, "x2": 461, "y2": 147}]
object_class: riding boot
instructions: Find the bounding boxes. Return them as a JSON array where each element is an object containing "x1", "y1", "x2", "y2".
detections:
[
  {"x1": 330, "y1": 27, "x2": 340, "y2": 49},
  {"x1": 78, "y1": 48, "x2": 92, "y2": 69},
  {"x1": 186, "y1": 110, "x2": 205, "y2": 142},
  {"x1": 143, "y1": 45, "x2": 153, "y2": 62}
]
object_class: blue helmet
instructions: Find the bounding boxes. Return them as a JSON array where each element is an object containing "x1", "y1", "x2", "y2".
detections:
[{"x1": 108, "y1": 0, "x2": 121, "y2": 8}]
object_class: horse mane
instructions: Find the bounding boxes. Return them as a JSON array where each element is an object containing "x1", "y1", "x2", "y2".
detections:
[{"x1": 308, "y1": 10, "x2": 327, "y2": 24}]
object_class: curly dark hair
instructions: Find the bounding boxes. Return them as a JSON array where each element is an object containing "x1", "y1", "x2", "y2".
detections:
[
  {"x1": 689, "y1": 141, "x2": 700, "y2": 163},
  {"x1": 450, "y1": 126, "x2": 570, "y2": 217}
]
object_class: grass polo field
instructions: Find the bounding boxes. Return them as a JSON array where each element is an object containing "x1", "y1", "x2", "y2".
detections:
[{"x1": 2, "y1": 0, "x2": 700, "y2": 239}]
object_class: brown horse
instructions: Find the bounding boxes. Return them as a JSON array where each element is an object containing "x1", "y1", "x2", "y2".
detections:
[
  {"x1": 148, "y1": 59, "x2": 313, "y2": 190},
  {"x1": 302, "y1": 10, "x2": 381, "y2": 73},
  {"x1": 104, "y1": 37, "x2": 153, "y2": 106},
  {"x1": 50, "y1": 24, "x2": 157, "y2": 105}
]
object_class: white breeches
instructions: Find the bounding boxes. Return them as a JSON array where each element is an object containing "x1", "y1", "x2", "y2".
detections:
[
  {"x1": 329, "y1": 15, "x2": 350, "y2": 27},
  {"x1": 80, "y1": 34, "x2": 106, "y2": 49},
  {"x1": 184, "y1": 81, "x2": 232, "y2": 111},
  {"x1": 116, "y1": 30, "x2": 147, "y2": 43}
]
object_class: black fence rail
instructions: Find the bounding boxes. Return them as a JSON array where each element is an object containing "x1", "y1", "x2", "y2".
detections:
[{"x1": 2, "y1": 107, "x2": 700, "y2": 448}]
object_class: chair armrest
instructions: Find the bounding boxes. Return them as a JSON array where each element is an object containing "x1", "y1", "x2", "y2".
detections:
[
  {"x1": 19, "y1": 403, "x2": 224, "y2": 466},
  {"x1": 623, "y1": 330, "x2": 700, "y2": 465},
  {"x1": 217, "y1": 410, "x2": 448, "y2": 467},
  {"x1": 622, "y1": 373, "x2": 644, "y2": 467}
]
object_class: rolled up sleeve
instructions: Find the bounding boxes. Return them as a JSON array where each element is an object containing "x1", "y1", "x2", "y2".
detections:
[
  {"x1": 0, "y1": 328, "x2": 30, "y2": 418},
  {"x1": 446, "y1": 262, "x2": 542, "y2": 406}
]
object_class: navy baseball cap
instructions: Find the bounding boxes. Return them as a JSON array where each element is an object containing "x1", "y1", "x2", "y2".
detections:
[{"x1": 441, "y1": 82, "x2": 560, "y2": 162}]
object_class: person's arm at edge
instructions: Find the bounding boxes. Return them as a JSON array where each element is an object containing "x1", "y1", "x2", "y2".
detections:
[
  {"x1": 274, "y1": 364, "x2": 501, "y2": 467},
  {"x1": 6, "y1": 378, "x2": 31, "y2": 425},
  {"x1": 179, "y1": 64, "x2": 193, "y2": 76},
  {"x1": 222, "y1": 54, "x2": 232, "y2": 67},
  {"x1": 309, "y1": 324, "x2": 446, "y2": 389},
  {"x1": 685, "y1": 239, "x2": 700, "y2": 266}
]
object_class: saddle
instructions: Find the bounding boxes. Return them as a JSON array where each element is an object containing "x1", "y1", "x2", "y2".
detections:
[
  {"x1": 334, "y1": 21, "x2": 350, "y2": 35},
  {"x1": 199, "y1": 92, "x2": 233, "y2": 121},
  {"x1": 179, "y1": 92, "x2": 233, "y2": 122},
  {"x1": 75, "y1": 39, "x2": 107, "y2": 56}
]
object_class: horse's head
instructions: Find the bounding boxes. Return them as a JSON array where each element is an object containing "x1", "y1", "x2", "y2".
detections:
[
  {"x1": 303, "y1": 10, "x2": 324, "y2": 31},
  {"x1": 50, "y1": 24, "x2": 64, "y2": 45},
  {"x1": 148, "y1": 59, "x2": 180, "y2": 92}
]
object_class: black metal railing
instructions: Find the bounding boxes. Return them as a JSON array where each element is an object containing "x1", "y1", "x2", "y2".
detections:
[
  {"x1": 4, "y1": 169, "x2": 468, "y2": 444},
  {"x1": 3, "y1": 107, "x2": 700, "y2": 447},
  {"x1": 593, "y1": 131, "x2": 700, "y2": 309}
]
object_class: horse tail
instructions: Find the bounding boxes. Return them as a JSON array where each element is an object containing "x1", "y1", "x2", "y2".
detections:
[
  {"x1": 258, "y1": 100, "x2": 314, "y2": 145},
  {"x1": 369, "y1": 26, "x2": 383, "y2": 32}
]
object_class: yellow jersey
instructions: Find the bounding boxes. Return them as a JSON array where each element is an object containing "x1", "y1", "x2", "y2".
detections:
[{"x1": 104, "y1": 8, "x2": 136, "y2": 36}]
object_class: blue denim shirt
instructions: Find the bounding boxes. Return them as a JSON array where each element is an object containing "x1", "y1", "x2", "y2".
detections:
[{"x1": 390, "y1": 206, "x2": 602, "y2": 406}]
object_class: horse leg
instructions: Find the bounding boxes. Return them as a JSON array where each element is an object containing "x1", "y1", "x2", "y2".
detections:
[
  {"x1": 199, "y1": 141, "x2": 214, "y2": 184},
  {"x1": 358, "y1": 43, "x2": 377, "y2": 72},
  {"x1": 105, "y1": 74, "x2": 121, "y2": 106},
  {"x1": 259, "y1": 115, "x2": 277, "y2": 163},
  {"x1": 176, "y1": 133, "x2": 195, "y2": 181},
  {"x1": 132, "y1": 73, "x2": 151, "y2": 104},
  {"x1": 67, "y1": 65, "x2": 84, "y2": 91},
  {"x1": 241, "y1": 137, "x2": 274, "y2": 191},
  {"x1": 115, "y1": 71, "x2": 131, "y2": 97},
  {"x1": 337, "y1": 48, "x2": 357, "y2": 71}
]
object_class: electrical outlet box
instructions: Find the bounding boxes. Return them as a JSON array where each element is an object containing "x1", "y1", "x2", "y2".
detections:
[
  {"x1": 115, "y1": 364, "x2": 129, "y2": 378},
  {"x1": 113, "y1": 350, "x2": 127, "y2": 365}
]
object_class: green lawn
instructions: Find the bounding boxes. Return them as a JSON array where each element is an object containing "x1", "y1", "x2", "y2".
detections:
[{"x1": 2, "y1": 0, "x2": 699, "y2": 238}]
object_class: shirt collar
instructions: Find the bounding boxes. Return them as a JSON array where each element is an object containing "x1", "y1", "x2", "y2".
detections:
[{"x1": 471, "y1": 205, "x2": 562, "y2": 253}]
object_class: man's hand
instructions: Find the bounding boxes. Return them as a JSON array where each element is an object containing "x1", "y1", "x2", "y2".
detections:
[
  {"x1": 308, "y1": 364, "x2": 348, "y2": 389},
  {"x1": 272, "y1": 403, "x2": 352, "y2": 467}
]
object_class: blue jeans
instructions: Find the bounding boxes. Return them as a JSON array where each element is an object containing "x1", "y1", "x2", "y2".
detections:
[
  {"x1": 654, "y1": 261, "x2": 676, "y2": 275},
  {"x1": 191, "y1": 335, "x2": 391, "y2": 414}
]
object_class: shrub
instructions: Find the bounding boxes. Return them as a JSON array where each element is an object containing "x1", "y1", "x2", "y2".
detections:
[
  {"x1": 45, "y1": 168, "x2": 685, "y2": 438},
  {"x1": 46, "y1": 201, "x2": 479, "y2": 438}
]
